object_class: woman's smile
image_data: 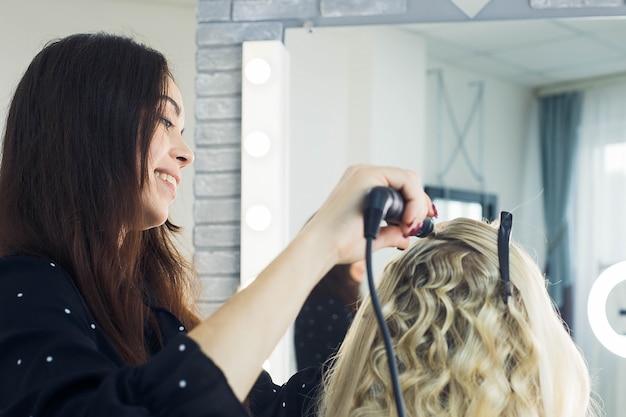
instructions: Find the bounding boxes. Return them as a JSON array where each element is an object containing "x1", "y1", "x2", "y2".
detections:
[{"x1": 155, "y1": 170, "x2": 178, "y2": 197}]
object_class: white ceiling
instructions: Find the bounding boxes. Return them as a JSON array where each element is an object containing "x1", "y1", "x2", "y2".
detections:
[
  {"x1": 91, "y1": 2, "x2": 626, "y2": 89},
  {"x1": 402, "y1": 17, "x2": 626, "y2": 88}
]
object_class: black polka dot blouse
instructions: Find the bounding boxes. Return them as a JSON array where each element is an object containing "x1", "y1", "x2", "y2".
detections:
[
  {"x1": 0, "y1": 256, "x2": 320, "y2": 417},
  {"x1": 294, "y1": 299, "x2": 354, "y2": 371}
]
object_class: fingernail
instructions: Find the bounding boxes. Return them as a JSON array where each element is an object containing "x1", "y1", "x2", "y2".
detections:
[
  {"x1": 403, "y1": 222, "x2": 423, "y2": 238},
  {"x1": 432, "y1": 204, "x2": 439, "y2": 218}
]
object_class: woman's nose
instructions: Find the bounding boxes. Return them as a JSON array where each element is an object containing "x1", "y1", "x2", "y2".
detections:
[{"x1": 174, "y1": 137, "x2": 195, "y2": 168}]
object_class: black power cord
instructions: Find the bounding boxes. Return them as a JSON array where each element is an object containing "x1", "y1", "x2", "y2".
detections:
[
  {"x1": 362, "y1": 187, "x2": 434, "y2": 417},
  {"x1": 364, "y1": 235, "x2": 406, "y2": 417}
]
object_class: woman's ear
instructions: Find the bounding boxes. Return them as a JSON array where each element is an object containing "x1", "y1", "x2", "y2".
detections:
[{"x1": 349, "y1": 260, "x2": 366, "y2": 284}]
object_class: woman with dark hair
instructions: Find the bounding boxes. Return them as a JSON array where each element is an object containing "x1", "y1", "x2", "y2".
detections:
[{"x1": 0, "y1": 33, "x2": 434, "y2": 416}]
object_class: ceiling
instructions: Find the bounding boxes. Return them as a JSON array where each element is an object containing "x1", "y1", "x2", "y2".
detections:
[
  {"x1": 93, "y1": 2, "x2": 626, "y2": 90},
  {"x1": 402, "y1": 17, "x2": 626, "y2": 88}
]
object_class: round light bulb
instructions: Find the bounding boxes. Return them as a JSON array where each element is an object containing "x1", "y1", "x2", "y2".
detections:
[
  {"x1": 245, "y1": 58, "x2": 271, "y2": 85},
  {"x1": 244, "y1": 131, "x2": 271, "y2": 158},
  {"x1": 245, "y1": 205, "x2": 272, "y2": 231},
  {"x1": 587, "y1": 261, "x2": 626, "y2": 358}
]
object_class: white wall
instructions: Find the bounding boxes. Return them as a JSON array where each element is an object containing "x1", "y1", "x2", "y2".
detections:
[
  {"x1": 0, "y1": 0, "x2": 197, "y2": 253},
  {"x1": 285, "y1": 25, "x2": 545, "y2": 274},
  {"x1": 285, "y1": 25, "x2": 429, "y2": 273},
  {"x1": 424, "y1": 59, "x2": 546, "y2": 266}
]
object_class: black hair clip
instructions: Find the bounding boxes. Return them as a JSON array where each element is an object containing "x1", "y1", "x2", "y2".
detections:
[{"x1": 498, "y1": 211, "x2": 513, "y2": 305}]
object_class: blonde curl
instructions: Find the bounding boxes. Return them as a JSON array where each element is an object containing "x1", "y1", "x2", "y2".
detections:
[{"x1": 316, "y1": 217, "x2": 599, "y2": 417}]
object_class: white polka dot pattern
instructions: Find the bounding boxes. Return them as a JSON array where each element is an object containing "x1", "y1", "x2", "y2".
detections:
[{"x1": 0, "y1": 256, "x2": 326, "y2": 416}]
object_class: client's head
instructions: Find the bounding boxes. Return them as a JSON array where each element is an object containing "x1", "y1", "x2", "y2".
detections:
[{"x1": 318, "y1": 217, "x2": 597, "y2": 417}]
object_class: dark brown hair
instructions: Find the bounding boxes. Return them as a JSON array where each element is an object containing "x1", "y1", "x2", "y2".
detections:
[
  {"x1": 307, "y1": 264, "x2": 361, "y2": 314},
  {"x1": 0, "y1": 33, "x2": 200, "y2": 364}
]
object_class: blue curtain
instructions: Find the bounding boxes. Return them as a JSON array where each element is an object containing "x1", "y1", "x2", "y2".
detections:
[{"x1": 539, "y1": 92, "x2": 581, "y2": 318}]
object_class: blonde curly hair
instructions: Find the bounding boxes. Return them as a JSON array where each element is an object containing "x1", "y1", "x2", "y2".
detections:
[{"x1": 317, "y1": 217, "x2": 599, "y2": 417}]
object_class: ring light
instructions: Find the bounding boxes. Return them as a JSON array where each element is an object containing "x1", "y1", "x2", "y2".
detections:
[{"x1": 587, "y1": 261, "x2": 626, "y2": 358}]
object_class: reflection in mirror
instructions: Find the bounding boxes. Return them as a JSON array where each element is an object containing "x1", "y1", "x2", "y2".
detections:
[
  {"x1": 424, "y1": 185, "x2": 497, "y2": 222},
  {"x1": 283, "y1": 17, "x2": 626, "y2": 416}
]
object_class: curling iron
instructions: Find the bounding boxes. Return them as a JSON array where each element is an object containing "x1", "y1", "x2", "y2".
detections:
[{"x1": 363, "y1": 186, "x2": 434, "y2": 239}]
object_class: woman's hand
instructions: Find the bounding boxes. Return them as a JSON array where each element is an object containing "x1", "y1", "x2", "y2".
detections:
[
  {"x1": 300, "y1": 164, "x2": 434, "y2": 266},
  {"x1": 189, "y1": 164, "x2": 433, "y2": 400}
]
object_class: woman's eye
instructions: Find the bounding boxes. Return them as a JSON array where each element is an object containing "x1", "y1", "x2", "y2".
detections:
[{"x1": 160, "y1": 117, "x2": 173, "y2": 128}]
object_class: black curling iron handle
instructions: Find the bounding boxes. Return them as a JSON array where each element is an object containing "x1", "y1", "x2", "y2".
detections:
[
  {"x1": 365, "y1": 186, "x2": 404, "y2": 223},
  {"x1": 363, "y1": 186, "x2": 434, "y2": 239}
]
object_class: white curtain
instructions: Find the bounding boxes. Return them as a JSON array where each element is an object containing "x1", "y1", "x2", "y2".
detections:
[{"x1": 573, "y1": 82, "x2": 626, "y2": 417}]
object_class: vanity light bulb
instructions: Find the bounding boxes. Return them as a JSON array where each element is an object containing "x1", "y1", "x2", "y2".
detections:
[
  {"x1": 244, "y1": 131, "x2": 271, "y2": 158},
  {"x1": 245, "y1": 205, "x2": 272, "y2": 231},
  {"x1": 245, "y1": 58, "x2": 272, "y2": 85}
]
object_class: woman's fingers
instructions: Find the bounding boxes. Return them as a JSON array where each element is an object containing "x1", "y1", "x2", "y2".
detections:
[
  {"x1": 378, "y1": 168, "x2": 435, "y2": 233},
  {"x1": 372, "y1": 226, "x2": 411, "y2": 251},
  {"x1": 306, "y1": 164, "x2": 434, "y2": 264}
]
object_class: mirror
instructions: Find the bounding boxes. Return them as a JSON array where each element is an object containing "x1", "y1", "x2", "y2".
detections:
[
  {"x1": 284, "y1": 22, "x2": 542, "y2": 268},
  {"x1": 282, "y1": 17, "x2": 626, "y2": 416},
  {"x1": 284, "y1": 17, "x2": 626, "y2": 253}
]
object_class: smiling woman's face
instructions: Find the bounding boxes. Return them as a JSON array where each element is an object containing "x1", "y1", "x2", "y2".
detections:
[{"x1": 140, "y1": 77, "x2": 194, "y2": 230}]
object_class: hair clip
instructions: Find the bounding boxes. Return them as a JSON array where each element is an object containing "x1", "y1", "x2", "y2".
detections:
[{"x1": 498, "y1": 211, "x2": 513, "y2": 305}]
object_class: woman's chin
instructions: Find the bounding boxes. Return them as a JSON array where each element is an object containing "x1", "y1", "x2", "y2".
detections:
[{"x1": 141, "y1": 213, "x2": 169, "y2": 230}]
